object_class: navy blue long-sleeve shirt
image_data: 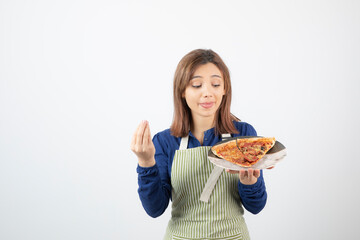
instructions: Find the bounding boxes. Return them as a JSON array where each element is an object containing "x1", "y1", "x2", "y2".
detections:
[{"x1": 137, "y1": 121, "x2": 267, "y2": 217}]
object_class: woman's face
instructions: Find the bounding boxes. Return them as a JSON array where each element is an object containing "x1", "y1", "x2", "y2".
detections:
[{"x1": 183, "y1": 63, "x2": 225, "y2": 122}]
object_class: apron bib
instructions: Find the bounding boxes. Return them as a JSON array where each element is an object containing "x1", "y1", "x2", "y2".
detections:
[{"x1": 164, "y1": 134, "x2": 250, "y2": 240}]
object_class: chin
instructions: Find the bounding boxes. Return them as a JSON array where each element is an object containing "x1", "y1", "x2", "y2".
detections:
[{"x1": 200, "y1": 111, "x2": 217, "y2": 118}]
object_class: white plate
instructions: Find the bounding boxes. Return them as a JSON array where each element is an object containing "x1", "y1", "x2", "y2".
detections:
[{"x1": 208, "y1": 137, "x2": 287, "y2": 170}]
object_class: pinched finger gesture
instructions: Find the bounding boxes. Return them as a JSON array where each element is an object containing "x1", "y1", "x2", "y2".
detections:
[{"x1": 130, "y1": 120, "x2": 156, "y2": 167}]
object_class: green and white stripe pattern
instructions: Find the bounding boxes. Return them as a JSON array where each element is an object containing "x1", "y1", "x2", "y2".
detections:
[{"x1": 164, "y1": 136, "x2": 250, "y2": 240}]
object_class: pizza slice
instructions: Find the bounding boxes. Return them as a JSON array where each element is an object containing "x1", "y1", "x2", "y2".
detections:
[{"x1": 211, "y1": 137, "x2": 276, "y2": 167}]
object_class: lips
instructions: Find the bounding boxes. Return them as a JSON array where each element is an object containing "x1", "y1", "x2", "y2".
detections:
[{"x1": 199, "y1": 102, "x2": 215, "y2": 109}]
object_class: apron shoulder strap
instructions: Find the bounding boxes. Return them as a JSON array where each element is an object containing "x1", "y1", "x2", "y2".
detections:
[
  {"x1": 179, "y1": 133, "x2": 231, "y2": 151},
  {"x1": 200, "y1": 133, "x2": 232, "y2": 203},
  {"x1": 179, "y1": 135, "x2": 189, "y2": 150},
  {"x1": 221, "y1": 133, "x2": 231, "y2": 139}
]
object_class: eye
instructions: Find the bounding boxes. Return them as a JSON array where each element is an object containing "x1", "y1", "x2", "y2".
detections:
[
  {"x1": 213, "y1": 84, "x2": 221, "y2": 87},
  {"x1": 192, "y1": 84, "x2": 202, "y2": 88}
]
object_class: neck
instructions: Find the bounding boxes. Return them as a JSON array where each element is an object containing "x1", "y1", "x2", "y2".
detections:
[{"x1": 191, "y1": 115, "x2": 215, "y2": 145}]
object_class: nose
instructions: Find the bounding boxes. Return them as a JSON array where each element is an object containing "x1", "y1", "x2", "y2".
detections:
[{"x1": 202, "y1": 83, "x2": 213, "y2": 98}]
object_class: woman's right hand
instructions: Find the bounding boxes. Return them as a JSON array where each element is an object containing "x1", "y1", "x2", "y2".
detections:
[{"x1": 130, "y1": 120, "x2": 156, "y2": 167}]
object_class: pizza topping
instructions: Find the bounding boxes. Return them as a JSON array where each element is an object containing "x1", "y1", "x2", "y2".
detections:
[{"x1": 211, "y1": 137, "x2": 276, "y2": 167}]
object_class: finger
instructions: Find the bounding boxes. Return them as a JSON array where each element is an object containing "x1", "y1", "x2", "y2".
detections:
[
  {"x1": 135, "y1": 120, "x2": 147, "y2": 149},
  {"x1": 226, "y1": 169, "x2": 239, "y2": 174},
  {"x1": 253, "y1": 169, "x2": 261, "y2": 178},
  {"x1": 143, "y1": 121, "x2": 152, "y2": 145},
  {"x1": 247, "y1": 168, "x2": 254, "y2": 178},
  {"x1": 147, "y1": 122, "x2": 152, "y2": 142},
  {"x1": 239, "y1": 169, "x2": 247, "y2": 179}
]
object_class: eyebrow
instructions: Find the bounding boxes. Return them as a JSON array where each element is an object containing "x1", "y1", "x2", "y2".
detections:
[{"x1": 191, "y1": 74, "x2": 222, "y2": 79}]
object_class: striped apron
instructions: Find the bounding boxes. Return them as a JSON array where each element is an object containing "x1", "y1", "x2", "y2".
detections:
[{"x1": 164, "y1": 134, "x2": 250, "y2": 240}]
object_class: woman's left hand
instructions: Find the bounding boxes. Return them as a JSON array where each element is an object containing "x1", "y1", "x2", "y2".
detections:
[{"x1": 226, "y1": 168, "x2": 260, "y2": 185}]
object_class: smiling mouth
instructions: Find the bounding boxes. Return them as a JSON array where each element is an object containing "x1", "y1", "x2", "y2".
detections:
[{"x1": 199, "y1": 102, "x2": 215, "y2": 109}]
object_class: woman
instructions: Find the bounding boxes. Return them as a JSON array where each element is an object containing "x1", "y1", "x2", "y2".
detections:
[{"x1": 131, "y1": 49, "x2": 267, "y2": 239}]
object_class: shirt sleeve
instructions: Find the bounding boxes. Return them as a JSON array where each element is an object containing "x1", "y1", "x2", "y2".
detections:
[
  {"x1": 136, "y1": 133, "x2": 172, "y2": 218},
  {"x1": 235, "y1": 122, "x2": 268, "y2": 214},
  {"x1": 238, "y1": 170, "x2": 267, "y2": 214}
]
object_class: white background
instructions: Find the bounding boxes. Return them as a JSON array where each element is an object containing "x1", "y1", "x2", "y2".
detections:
[{"x1": 1, "y1": 0, "x2": 359, "y2": 239}]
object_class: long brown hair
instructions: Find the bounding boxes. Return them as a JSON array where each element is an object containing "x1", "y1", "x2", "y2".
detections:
[{"x1": 170, "y1": 49, "x2": 239, "y2": 137}]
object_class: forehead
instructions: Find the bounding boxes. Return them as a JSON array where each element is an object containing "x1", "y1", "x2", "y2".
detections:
[{"x1": 192, "y1": 63, "x2": 223, "y2": 78}]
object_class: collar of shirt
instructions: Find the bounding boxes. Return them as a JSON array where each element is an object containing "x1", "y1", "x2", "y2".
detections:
[{"x1": 187, "y1": 128, "x2": 224, "y2": 148}]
